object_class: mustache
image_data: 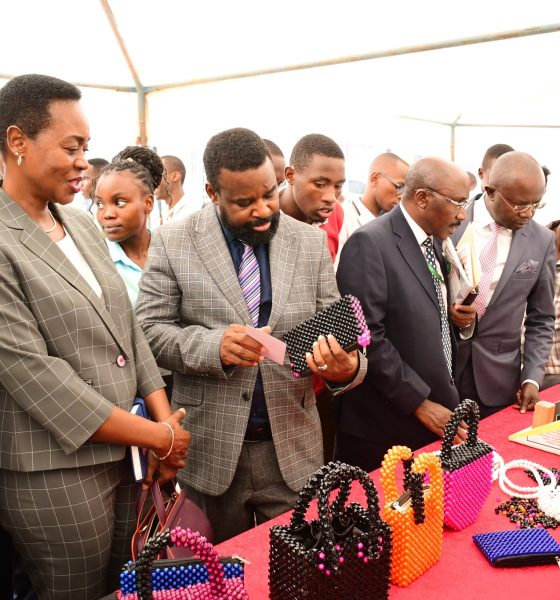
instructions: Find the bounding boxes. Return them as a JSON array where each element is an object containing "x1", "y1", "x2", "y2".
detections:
[{"x1": 249, "y1": 215, "x2": 275, "y2": 227}]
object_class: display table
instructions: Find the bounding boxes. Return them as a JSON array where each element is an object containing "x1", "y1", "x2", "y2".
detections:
[{"x1": 216, "y1": 394, "x2": 560, "y2": 599}]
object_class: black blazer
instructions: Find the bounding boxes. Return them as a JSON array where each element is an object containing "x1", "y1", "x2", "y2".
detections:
[{"x1": 335, "y1": 205, "x2": 460, "y2": 450}]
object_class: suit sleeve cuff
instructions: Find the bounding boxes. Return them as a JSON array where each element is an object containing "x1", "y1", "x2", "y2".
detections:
[{"x1": 522, "y1": 378, "x2": 540, "y2": 391}]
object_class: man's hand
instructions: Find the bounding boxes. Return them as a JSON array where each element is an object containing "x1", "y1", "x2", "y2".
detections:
[
  {"x1": 513, "y1": 382, "x2": 540, "y2": 413},
  {"x1": 450, "y1": 304, "x2": 477, "y2": 330},
  {"x1": 305, "y1": 334, "x2": 359, "y2": 384},
  {"x1": 414, "y1": 399, "x2": 468, "y2": 443},
  {"x1": 220, "y1": 324, "x2": 269, "y2": 367}
]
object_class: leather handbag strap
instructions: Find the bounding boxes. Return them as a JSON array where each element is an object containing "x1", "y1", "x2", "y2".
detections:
[{"x1": 441, "y1": 399, "x2": 481, "y2": 461}]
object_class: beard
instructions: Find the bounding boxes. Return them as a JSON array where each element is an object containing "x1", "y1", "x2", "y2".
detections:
[{"x1": 222, "y1": 210, "x2": 280, "y2": 246}]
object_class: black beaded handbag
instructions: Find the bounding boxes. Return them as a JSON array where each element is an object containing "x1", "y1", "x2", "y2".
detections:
[
  {"x1": 439, "y1": 399, "x2": 494, "y2": 530},
  {"x1": 283, "y1": 295, "x2": 371, "y2": 377},
  {"x1": 269, "y1": 462, "x2": 392, "y2": 599}
]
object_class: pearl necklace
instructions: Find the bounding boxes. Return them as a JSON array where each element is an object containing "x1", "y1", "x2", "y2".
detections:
[{"x1": 42, "y1": 209, "x2": 57, "y2": 233}]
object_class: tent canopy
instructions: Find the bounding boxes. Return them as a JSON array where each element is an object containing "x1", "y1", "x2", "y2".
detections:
[{"x1": 2, "y1": 1, "x2": 560, "y2": 221}]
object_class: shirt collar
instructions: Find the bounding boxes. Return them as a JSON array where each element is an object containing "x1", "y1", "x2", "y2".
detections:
[
  {"x1": 399, "y1": 202, "x2": 431, "y2": 246},
  {"x1": 106, "y1": 239, "x2": 143, "y2": 271},
  {"x1": 473, "y1": 193, "x2": 497, "y2": 229}
]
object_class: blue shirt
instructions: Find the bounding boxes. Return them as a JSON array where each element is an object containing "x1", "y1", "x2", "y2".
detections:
[
  {"x1": 106, "y1": 240, "x2": 143, "y2": 306},
  {"x1": 220, "y1": 222, "x2": 272, "y2": 432}
]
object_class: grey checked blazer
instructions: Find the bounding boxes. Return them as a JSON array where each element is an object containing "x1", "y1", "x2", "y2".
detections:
[
  {"x1": 451, "y1": 202, "x2": 556, "y2": 405},
  {"x1": 136, "y1": 204, "x2": 366, "y2": 496},
  {"x1": 0, "y1": 190, "x2": 164, "y2": 472}
]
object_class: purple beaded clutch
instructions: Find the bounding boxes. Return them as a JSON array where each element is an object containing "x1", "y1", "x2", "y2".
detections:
[
  {"x1": 473, "y1": 528, "x2": 560, "y2": 566},
  {"x1": 283, "y1": 295, "x2": 371, "y2": 377}
]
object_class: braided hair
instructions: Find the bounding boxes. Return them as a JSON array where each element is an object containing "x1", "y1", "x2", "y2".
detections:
[{"x1": 100, "y1": 146, "x2": 164, "y2": 194}]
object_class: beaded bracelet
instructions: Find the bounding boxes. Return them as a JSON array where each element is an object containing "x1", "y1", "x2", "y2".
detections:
[{"x1": 152, "y1": 422, "x2": 174, "y2": 461}]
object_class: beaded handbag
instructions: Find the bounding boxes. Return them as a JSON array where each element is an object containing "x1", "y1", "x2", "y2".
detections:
[
  {"x1": 380, "y1": 446, "x2": 444, "y2": 587},
  {"x1": 283, "y1": 295, "x2": 371, "y2": 377},
  {"x1": 269, "y1": 461, "x2": 392, "y2": 599},
  {"x1": 439, "y1": 399, "x2": 494, "y2": 530},
  {"x1": 119, "y1": 527, "x2": 248, "y2": 600}
]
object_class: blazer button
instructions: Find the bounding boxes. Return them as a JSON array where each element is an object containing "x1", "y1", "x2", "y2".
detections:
[
  {"x1": 242, "y1": 392, "x2": 250, "y2": 401},
  {"x1": 116, "y1": 355, "x2": 127, "y2": 368}
]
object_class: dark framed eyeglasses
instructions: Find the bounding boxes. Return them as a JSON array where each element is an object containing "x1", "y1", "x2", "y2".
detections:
[
  {"x1": 417, "y1": 188, "x2": 472, "y2": 211},
  {"x1": 491, "y1": 187, "x2": 544, "y2": 213},
  {"x1": 380, "y1": 173, "x2": 405, "y2": 195}
]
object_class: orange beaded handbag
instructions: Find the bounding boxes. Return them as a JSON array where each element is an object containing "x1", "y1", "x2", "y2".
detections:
[{"x1": 380, "y1": 446, "x2": 444, "y2": 587}]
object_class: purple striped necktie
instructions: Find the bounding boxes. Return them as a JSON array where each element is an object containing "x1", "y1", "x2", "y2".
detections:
[{"x1": 238, "y1": 243, "x2": 261, "y2": 326}]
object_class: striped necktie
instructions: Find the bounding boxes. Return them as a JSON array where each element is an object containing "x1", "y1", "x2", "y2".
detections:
[
  {"x1": 422, "y1": 237, "x2": 453, "y2": 379},
  {"x1": 473, "y1": 222, "x2": 503, "y2": 319},
  {"x1": 238, "y1": 243, "x2": 261, "y2": 326}
]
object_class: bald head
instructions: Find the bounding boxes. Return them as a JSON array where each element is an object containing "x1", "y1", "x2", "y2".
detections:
[
  {"x1": 402, "y1": 157, "x2": 471, "y2": 240},
  {"x1": 488, "y1": 152, "x2": 545, "y2": 193},
  {"x1": 362, "y1": 152, "x2": 409, "y2": 216},
  {"x1": 403, "y1": 157, "x2": 470, "y2": 200},
  {"x1": 368, "y1": 152, "x2": 408, "y2": 176},
  {"x1": 484, "y1": 152, "x2": 546, "y2": 231}
]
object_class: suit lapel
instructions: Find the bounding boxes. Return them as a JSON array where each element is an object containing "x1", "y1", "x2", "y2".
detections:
[
  {"x1": 268, "y1": 215, "x2": 297, "y2": 330},
  {"x1": 192, "y1": 206, "x2": 252, "y2": 324},
  {"x1": 18, "y1": 205, "x2": 128, "y2": 353},
  {"x1": 392, "y1": 207, "x2": 439, "y2": 310},
  {"x1": 486, "y1": 226, "x2": 528, "y2": 311}
]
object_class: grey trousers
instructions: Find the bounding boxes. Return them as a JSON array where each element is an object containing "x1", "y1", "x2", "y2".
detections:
[
  {"x1": 0, "y1": 461, "x2": 137, "y2": 600},
  {"x1": 185, "y1": 440, "x2": 299, "y2": 544}
]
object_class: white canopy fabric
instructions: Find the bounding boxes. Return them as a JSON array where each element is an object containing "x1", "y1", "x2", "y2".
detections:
[{"x1": 2, "y1": 1, "x2": 560, "y2": 221}]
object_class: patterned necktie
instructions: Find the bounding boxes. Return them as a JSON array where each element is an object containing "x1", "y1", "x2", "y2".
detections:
[
  {"x1": 422, "y1": 237, "x2": 453, "y2": 379},
  {"x1": 473, "y1": 222, "x2": 502, "y2": 319},
  {"x1": 238, "y1": 243, "x2": 261, "y2": 326}
]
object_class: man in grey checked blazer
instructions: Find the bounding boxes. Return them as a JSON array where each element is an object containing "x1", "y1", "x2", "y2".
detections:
[{"x1": 136, "y1": 128, "x2": 366, "y2": 541}]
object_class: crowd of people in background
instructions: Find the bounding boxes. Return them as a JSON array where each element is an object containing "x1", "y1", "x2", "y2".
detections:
[{"x1": 0, "y1": 73, "x2": 558, "y2": 600}]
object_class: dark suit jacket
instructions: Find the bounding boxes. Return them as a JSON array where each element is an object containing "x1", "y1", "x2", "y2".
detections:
[
  {"x1": 335, "y1": 204, "x2": 460, "y2": 450},
  {"x1": 451, "y1": 201, "x2": 555, "y2": 405}
]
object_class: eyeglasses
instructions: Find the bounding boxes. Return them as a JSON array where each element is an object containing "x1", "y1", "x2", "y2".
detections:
[
  {"x1": 491, "y1": 187, "x2": 544, "y2": 213},
  {"x1": 417, "y1": 188, "x2": 472, "y2": 211},
  {"x1": 380, "y1": 173, "x2": 405, "y2": 195}
]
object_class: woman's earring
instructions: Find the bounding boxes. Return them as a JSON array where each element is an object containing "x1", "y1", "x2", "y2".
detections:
[{"x1": 16, "y1": 153, "x2": 23, "y2": 167}]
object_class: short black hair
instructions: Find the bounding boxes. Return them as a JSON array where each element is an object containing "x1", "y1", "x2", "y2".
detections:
[
  {"x1": 262, "y1": 138, "x2": 284, "y2": 158},
  {"x1": 203, "y1": 127, "x2": 270, "y2": 191},
  {"x1": 0, "y1": 74, "x2": 81, "y2": 155},
  {"x1": 481, "y1": 143, "x2": 514, "y2": 169},
  {"x1": 542, "y1": 165, "x2": 551, "y2": 185},
  {"x1": 161, "y1": 155, "x2": 187, "y2": 184},
  {"x1": 290, "y1": 134, "x2": 344, "y2": 171},
  {"x1": 99, "y1": 146, "x2": 163, "y2": 194},
  {"x1": 87, "y1": 157, "x2": 109, "y2": 176}
]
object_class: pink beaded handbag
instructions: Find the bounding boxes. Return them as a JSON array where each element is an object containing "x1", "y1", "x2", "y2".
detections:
[
  {"x1": 120, "y1": 527, "x2": 248, "y2": 600},
  {"x1": 439, "y1": 399, "x2": 493, "y2": 530}
]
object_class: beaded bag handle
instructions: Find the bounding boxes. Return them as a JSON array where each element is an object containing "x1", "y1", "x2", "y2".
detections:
[
  {"x1": 314, "y1": 463, "x2": 384, "y2": 572},
  {"x1": 380, "y1": 446, "x2": 427, "y2": 525},
  {"x1": 290, "y1": 462, "x2": 354, "y2": 530},
  {"x1": 440, "y1": 399, "x2": 481, "y2": 463},
  {"x1": 134, "y1": 527, "x2": 248, "y2": 600}
]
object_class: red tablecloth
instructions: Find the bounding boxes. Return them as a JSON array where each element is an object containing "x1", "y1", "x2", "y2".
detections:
[{"x1": 216, "y1": 391, "x2": 560, "y2": 599}]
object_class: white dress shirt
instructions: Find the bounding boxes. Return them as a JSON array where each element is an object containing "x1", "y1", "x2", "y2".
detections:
[{"x1": 334, "y1": 196, "x2": 376, "y2": 270}]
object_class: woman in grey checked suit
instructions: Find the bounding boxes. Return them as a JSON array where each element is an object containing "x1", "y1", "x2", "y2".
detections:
[{"x1": 0, "y1": 74, "x2": 191, "y2": 599}]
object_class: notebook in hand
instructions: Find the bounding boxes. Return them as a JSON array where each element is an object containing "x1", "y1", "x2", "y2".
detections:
[{"x1": 129, "y1": 397, "x2": 149, "y2": 482}]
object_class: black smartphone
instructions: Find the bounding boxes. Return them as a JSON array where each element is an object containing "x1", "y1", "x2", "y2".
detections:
[{"x1": 461, "y1": 288, "x2": 478, "y2": 306}]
